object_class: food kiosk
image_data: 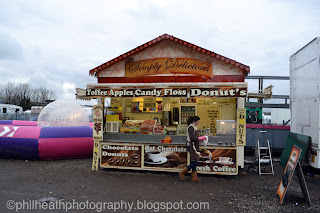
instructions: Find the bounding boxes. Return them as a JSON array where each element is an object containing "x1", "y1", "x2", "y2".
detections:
[{"x1": 79, "y1": 34, "x2": 250, "y2": 175}]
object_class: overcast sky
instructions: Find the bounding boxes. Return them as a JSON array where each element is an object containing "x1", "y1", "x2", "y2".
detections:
[{"x1": 1, "y1": 0, "x2": 319, "y2": 106}]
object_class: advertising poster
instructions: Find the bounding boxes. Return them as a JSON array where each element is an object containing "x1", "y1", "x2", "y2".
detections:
[
  {"x1": 197, "y1": 147, "x2": 237, "y2": 174},
  {"x1": 92, "y1": 141, "x2": 100, "y2": 171},
  {"x1": 236, "y1": 108, "x2": 246, "y2": 146},
  {"x1": 144, "y1": 145, "x2": 188, "y2": 170},
  {"x1": 277, "y1": 145, "x2": 302, "y2": 204},
  {"x1": 93, "y1": 105, "x2": 103, "y2": 141},
  {"x1": 100, "y1": 143, "x2": 142, "y2": 168}
]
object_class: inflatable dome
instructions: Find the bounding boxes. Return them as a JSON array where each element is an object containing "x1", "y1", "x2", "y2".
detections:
[{"x1": 38, "y1": 100, "x2": 89, "y2": 127}]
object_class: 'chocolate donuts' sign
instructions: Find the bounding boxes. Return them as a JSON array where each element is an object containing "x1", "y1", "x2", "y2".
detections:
[{"x1": 100, "y1": 143, "x2": 142, "y2": 168}]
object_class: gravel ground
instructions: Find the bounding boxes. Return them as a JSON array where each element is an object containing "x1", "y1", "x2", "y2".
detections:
[{"x1": 0, "y1": 157, "x2": 320, "y2": 213}]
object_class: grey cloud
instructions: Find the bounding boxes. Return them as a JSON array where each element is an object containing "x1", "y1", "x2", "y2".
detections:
[
  {"x1": 0, "y1": 31, "x2": 23, "y2": 60},
  {"x1": 1, "y1": 0, "x2": 320, "y2": 106}
]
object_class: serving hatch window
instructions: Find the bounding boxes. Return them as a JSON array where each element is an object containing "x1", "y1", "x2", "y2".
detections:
[{"x1": 103, "y1": 96, "x2": 237, "y2": 136}]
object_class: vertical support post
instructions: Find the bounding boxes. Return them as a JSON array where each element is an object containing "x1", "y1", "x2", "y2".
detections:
[
  {"x1": 237, "y1": 98, "x2": 245, "y2": 168},
  {"x1": 92, "y1": 141, "x2": 100, "y2": 171},
  {"x1": 296, "y1": 162, "x2": 311, "y2": 205},
  {"x1": 259, "y1": 77, "x2": 264, "y2": 104},
  {"x1": 92, "y1": 104, "x2": 104, "y2": 171},
  {"x1": 122, "y1": 98, "x2": 126, "y2": 122},
  {"x1": 102, "y1": 98, "x2": 105, "y2": 133}
]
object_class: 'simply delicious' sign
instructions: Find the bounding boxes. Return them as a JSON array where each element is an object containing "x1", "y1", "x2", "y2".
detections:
[{"x1": 125, "y1": 58, "x2": 213, "y2": 78}]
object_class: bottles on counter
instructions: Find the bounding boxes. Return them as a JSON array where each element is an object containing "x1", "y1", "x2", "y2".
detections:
[
  {"x1": 198, "y1": 129, "x2": 205, "y2": 136},
  {"x1": 181, "y1": 113, "x2": 185, "y2": 124},
  {"x1": 206, "y1": 128, "x2": 210, "y2": 136},
  {"x1": 161, "y1": 137, "x2": 172, "y2": 144},
  {"x1": 163, "y1": 126, "x2": 167, "y2": 135},
  {"x1": 198, "y1": 127, "x2": 213, "y2": 136},
  {"x1": 184, "y1": 113, "x2": 196, "y2": 124}
]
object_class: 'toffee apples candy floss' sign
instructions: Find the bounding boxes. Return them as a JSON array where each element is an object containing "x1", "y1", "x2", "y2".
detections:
[
  {"x1": 86, "y1": 88, "x2": 187, "y2": 98},
  {"x1": 86, "y1": 87, "x2": 247, "y2": 98}
]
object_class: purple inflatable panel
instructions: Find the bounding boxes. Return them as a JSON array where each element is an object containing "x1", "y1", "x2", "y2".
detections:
[
  {"x1": 0, "y1": 121, "x2": 93, "y2": 160},
  {"x1": 39, "y1": 126, "x2": 93, "y2": 160},
  {"x1": 0, "y1": 120, "x2": 13, "y2": 125},
  {"x1": 0, "y1": 124, "x2": 41, "y2": 160}
]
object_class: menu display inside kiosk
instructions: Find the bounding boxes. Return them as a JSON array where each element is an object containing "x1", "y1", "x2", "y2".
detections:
[{"x1": 207, "y1": 108, "x2": 220, "y2": 136}]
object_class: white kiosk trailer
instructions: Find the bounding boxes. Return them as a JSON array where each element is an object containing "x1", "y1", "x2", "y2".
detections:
[{"x1": 79, "y1": 34, "x2": 250, "y2": 175}]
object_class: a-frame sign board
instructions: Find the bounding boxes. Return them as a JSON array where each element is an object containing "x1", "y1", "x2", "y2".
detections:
[{"x1": 277, "y1": 145, "x2": 311, "y2": 205}]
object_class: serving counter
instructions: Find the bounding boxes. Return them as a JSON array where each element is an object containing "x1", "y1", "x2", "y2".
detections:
[
  {"x1": 98, "y1": 133, "x2": 238, "y2": 175},
  {"x1": 103, "y1": 133, "x2": 236, "y2": 146}
]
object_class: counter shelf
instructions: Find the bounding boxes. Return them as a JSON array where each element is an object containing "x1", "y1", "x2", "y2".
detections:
[{"x1": 103, "y1": 132, "x2": 236, "y2": 146}]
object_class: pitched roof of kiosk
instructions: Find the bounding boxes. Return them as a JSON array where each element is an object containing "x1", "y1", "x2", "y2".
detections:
[{"x1": 89, "y1": 33, "x2": 250, "y2": 76}]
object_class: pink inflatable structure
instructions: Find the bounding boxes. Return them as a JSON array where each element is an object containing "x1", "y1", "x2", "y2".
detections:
[{"x1": 0, "y1": 120, "x2": 93, "y2": 160}]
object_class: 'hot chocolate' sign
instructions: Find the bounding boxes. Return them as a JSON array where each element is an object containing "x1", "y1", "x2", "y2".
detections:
[{"x1": 144, "y1": 145, "x2": 188, "y2": 170}]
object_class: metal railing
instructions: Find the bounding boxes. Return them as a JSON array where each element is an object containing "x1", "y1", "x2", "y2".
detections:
[
  {"x1": 0, "y1": 113, "x2": 93, "y2": 122},
  {"x1": 0, "y1": 113, "x2": 39, "y2": 121}
]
